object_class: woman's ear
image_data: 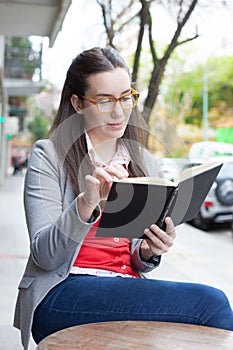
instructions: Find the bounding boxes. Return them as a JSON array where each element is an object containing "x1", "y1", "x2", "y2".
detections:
[{"x1": 70, "y1": 95, "x2": 83, "y2": 114}]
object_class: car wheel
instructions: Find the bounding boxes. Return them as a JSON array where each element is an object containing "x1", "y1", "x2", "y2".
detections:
[
  {"x1": 215, "y1": 178, "x2": 233, "y2": 206},
  {"x1": 190, "y1": 211, "x2": 211, "y2": 231}
]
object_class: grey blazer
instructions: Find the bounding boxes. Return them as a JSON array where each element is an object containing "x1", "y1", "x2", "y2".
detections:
[{"x1": 13, "y1": 139, "x2": 160, "y2": 350}]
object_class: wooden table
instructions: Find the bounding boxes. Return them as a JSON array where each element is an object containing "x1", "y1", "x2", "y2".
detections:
[{"x1": 37, "y1": 321, "x2": 233, "y2": 350}]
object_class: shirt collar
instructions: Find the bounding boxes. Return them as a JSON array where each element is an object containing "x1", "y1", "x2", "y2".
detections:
[{"x1": 85, "y1": 130, "x2": 130, "y2": 168}]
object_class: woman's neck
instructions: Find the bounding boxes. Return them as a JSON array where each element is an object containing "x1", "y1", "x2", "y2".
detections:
[{"x1": 94, "y1": 139, "x2": 118, "y2": 163}]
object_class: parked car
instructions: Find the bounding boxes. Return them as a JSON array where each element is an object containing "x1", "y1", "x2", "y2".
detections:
[
  {"x1": 187, "y1": 161, "x2": 233, "y2": 230},
  {"x1": 189, "y1": 141, "x2": 233, "y2": 160},
  {"x1": 159, "y1": 158, "x2": 180, "y2": 181}
]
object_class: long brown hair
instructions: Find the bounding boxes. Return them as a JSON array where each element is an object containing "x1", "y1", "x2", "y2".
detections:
[{"x1": 49, "y1": 46, "x2": 149, "y2": 196}]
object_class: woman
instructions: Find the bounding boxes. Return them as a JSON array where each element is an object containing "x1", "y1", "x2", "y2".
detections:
[{"x1": 14, "y1": 46, "x2": 233, "y2": 350}]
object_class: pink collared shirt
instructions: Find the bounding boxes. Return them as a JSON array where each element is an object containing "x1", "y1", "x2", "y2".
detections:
[
  {"x1": 70, "y1": 132, "x2": 140, "y2": 278},
  {"x1": 85, "y1": 130, "x2": 131, "y2": 168}
]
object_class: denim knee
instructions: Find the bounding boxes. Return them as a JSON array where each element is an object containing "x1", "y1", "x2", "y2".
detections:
[{"x1": 199, "y1": 285, "x2": 233, "y2": 330}]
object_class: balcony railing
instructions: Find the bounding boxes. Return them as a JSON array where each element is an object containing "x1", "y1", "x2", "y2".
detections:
[{"x1": 4, "y1": 45, "x2": 42, "y2": 81}]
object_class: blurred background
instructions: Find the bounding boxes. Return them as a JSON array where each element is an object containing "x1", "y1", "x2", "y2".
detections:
[
  {"x1": 0, "y1": 1, "x2": 233, "y2": 349},
  {"x1": 1, "y1": 0, "x2": 233, "y2": 183}
]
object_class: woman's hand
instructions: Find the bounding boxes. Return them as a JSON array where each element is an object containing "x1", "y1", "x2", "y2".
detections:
[
  {"x1": 84, "y1": 164, "x2": 129, "y2": 207},
  {"x1": 140, "y1": 217, "x2": 176, "y2": 262},
  {"x1": 77, "y1": 164, "x2": 129, "y2": 222}
]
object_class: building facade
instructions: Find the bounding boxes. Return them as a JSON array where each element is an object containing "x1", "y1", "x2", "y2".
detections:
[{"x1": 0, "y1": 0, "x2": 71, "y2": 184}]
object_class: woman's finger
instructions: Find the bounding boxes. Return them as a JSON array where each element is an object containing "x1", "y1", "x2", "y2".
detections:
[
  {"x1": 85, "y1": 174, "x2": 100, "y2": 185},
  {"x1": 146, "y1": 224, "x2": 174, "y2": 247},
  {"x1": 94, "y1": 167, "x2": 114, "y2": 182},
  {"x1": 101, "y1": 165, "x2": 128, "y2": 179},
  {"x1": 110, "y1": 164, "x2": 129, "y2": 177},
  {"x1": 165, "y1": 217, "x2": 176, "y2": 238},
  {"x1": 144, "y1": 228, "x2": 169, "y2": 253}
]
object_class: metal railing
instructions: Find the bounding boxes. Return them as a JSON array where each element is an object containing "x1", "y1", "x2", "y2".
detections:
[{"x1": 4, "y1": 45, "x2": 42, "y2": 81}]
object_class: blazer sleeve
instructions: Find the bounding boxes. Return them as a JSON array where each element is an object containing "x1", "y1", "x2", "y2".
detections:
[
  {"x1": 130, "y1": 239, "x2": 161, "y2": 273},
  {"x1": 24, "y1": 139, "x2": 98, "y2": 271}
]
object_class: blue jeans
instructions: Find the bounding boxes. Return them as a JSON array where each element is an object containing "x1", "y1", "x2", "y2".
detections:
[{"x1": 32, "y1": 275, "x2": 233, "y2": 343}]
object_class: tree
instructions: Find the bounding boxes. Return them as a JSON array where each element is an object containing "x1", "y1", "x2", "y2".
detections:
[
  {"x1": 28, "y1": 108, "x2": 50, "y2": 142},
  {"x1": 164, "y1": 55, "x2": 233, "y2": 128},
  {"x1": 96, "y1": 0, "x2": 139, "y2": 49},
  {"x1": 5, "y1": 36, "x2": 41, "y2": 79},
  {"x1": 141, "y1": 0, "x2": 199, "y2": 125},
  {"x1": 96, "y1": 0, "x2": 199, "y2": 126}
]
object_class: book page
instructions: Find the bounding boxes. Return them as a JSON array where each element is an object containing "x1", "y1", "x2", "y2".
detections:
[
  {"x1": 174, "y1": 161, "x2": 222, "y2": 183},
  {"x1": 117, "y1": 176, "x2": 174, "y2": 186}
]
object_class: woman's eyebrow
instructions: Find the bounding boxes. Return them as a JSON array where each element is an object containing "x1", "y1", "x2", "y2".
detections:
[{"x1": 95, "y1": 89, "x2": 131, "y2": 98}]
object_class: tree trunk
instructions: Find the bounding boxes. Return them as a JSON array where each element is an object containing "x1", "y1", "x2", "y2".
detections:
[
  {"x1": 132, "y1": 0, "x2": 148, "y2": 84},
  {"x1": 142, "y1": 0, "x2": 199, "y2": 132},
  {"x1": 142, "y1": 58, "x2": 167, "y2": 125}
]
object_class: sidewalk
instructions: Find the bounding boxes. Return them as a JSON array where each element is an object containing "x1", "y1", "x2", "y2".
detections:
[
  {"x1": 150, "y1": 213, "x2": 233, "y2": 308},
  {"x1": 0, "y1": 174, "x2": 36, "y2": 350},
  {"x1": 0, "y1": 174, "x2": 232, "y2": 349}
]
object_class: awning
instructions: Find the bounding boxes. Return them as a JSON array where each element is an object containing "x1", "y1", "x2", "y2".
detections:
[{"x1": 0, "y1": 0, "x2": 72, "y2": 47}]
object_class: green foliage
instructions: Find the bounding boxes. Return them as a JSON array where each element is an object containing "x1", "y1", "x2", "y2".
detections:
[
  {"x1": 164, "y1": 55, "x2": 233, "y2": 127},
  {"x1": 27, "y1": 108, "x2": 50, "y2": 142},
  {"x1": 9, "y1": 37, "x2": 32, "y2": 49},
  {"x1": 5, "y1": 36, "x2": 41, "y2": 78}
]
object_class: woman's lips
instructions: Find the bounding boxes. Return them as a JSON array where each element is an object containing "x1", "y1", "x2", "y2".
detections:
[{"x1": 107, "y1": 122, "x2": 125, "y2": 129}]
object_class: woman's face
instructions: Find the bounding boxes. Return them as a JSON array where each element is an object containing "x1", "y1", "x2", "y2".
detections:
[{"x1": 81, "y1": 67, "x2": 132, "y2": 147}]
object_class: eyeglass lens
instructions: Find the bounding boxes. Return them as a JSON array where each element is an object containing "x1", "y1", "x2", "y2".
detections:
[{"x1": 98, "y1": 94, "x2": 136, "y2": 113}]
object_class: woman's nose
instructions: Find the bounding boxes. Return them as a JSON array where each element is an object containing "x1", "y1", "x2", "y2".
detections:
[{"x1": 112, "y1": 101, "x2": 124, "y2": 117}]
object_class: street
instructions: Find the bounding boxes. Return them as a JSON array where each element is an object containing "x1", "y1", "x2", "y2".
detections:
[
  {"x1": 0, "y1": 174, "x2": 233, "y2": 349},
  {"x1": 0, "y1": 174, "x2": 34, "y2": 350},
  {"x1": 149, "y1": 222, "x2": 233, "y2": 308}
]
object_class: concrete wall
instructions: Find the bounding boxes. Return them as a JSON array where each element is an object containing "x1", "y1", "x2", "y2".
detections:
[{"x1": 0, "y1": 35, "x2": 9, "y2": 185}]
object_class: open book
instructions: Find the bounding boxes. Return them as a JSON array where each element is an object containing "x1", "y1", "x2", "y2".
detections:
[{"x1": 95, "y1": 161, "x2": 222, "y2": 239}]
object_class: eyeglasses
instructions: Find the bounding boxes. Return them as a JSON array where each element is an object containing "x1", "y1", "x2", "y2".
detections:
[{"x1": 81, "y1": 88, "x2": 140, "y2": 114}]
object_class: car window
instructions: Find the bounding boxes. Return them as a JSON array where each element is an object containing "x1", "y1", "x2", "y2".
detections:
[{"x1": 218, "y1": 162, "x2": 233, "y2": 178}]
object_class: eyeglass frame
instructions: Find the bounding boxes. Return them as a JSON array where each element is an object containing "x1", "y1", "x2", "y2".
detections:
[{"x1": 80, "y1": 88, "x2": 140, "y2": 114}]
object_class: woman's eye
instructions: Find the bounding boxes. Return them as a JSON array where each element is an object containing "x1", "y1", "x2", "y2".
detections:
[
  {"x1": 121, "y1": 96, "x2": 132, "y2": 101},
  {"x1": 99, "y1": 99, "x2": 113, "y2": 105}
]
